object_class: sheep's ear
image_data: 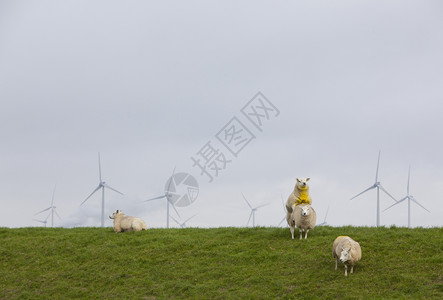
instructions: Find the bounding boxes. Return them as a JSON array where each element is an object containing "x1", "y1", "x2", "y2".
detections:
[
  {"x1": 296, "y1": 178, "x2": 300, "y2": 183},
  {"x1": 306, "y1": 178, "x2": 310, "y2": 181}
]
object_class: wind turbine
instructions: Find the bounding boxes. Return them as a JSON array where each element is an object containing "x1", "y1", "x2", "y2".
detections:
[
  {"x1": 318, "y1": 205, "x2": 330, "y2": 226},
  {"x1": 383, "y1": 165, "x2": 430, "y2": 228},
  {"x1": 145, "y1": 167, "x2": 180, "y2": 228},
  {"x1": 170, "y1": 214, "x2": 197, "y2": 228},
  {"x1": 34, "y1": 184, "x2": 61, "y2": 227},
  {"x1": 242, "y1": 193, "x2": 270, "y2": 227},
  {"x1": 80, "y1": 153, "x2": 124, "y2": 227},
  {"x1": 350, "y1": 150, "x2": 398, "y2": 227}
]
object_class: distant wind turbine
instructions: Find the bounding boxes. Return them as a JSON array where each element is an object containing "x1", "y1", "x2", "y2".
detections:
[
  {"x1": 80, "y1": 153, "x2": 124, "y2": 227},
  {"x1": 170, "y1": 214, "x2": 197, "y2": 228},
  {"x1": 242, "y1": 193, "x2": 270, "y2": 227},
  {"x1": 145, "y1": 167, "x2": 180, "y2": 228},
  {"x1": 318, "y1": 205, "x2": 330, "y2": 226},
  {"x1": 34, "y1": 184, "x2": 61, "y2": 227},
  {"x1": 383, "y1": 165, "x2": 430, "y2": 228},
  {"x1": 350, "y1": 150, "x2": 398, "y2": 227}
]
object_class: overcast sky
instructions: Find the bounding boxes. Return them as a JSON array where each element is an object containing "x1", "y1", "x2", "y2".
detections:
[{"x1": 1, "y1": 0, "x2": 442, "y2": 229}]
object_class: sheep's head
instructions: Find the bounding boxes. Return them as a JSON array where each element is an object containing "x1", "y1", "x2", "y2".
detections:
[
  {"x1": 296, "y1": 178, "x2": 310, "y2": 190},
  {"x1": 300, "y1": 205, "x2": 311, "y2": 216},
  {"x1": 109, "y1": 210, "x2": 123, "y2": 219},
  {"x1": 339, "y1": 247, "x2": 351, "y2": 263}
]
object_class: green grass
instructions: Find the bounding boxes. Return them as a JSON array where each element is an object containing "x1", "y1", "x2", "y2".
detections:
[{"x1": 0, "y1": 226, "x2": 442, "y2": 299}]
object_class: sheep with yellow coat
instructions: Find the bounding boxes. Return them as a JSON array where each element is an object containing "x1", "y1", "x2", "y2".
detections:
[{"x1": 286, "y1": 178, "x2": 312, "y2": 213}]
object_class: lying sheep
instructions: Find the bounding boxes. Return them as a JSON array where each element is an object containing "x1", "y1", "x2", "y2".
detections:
[
  {"x1": 332, "y1": 236, "x2": 362, "y2": 276},
  {"x1": 109, "y1": 210, "x2": 148, "y2": 233},
  {"x1": 286, "y1": 178, "x2": 312, "y2": 215},
  {"x1": 286, "y1": 203, "x2": 316, "y2": 240}
]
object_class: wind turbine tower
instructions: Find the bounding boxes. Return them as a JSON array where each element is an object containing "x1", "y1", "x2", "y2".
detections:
[
  {"x1": 145, "y1": 167, "x2": 181, "y2": 228},
  {"x1": 34, "y1": 184, "x2": 61, "y2": 227},
  {"x1": 81, "y1": 153, "x2": 124, "y2": 227},
  {"x1": 350, "y1": 151, "x2": 398, "y2": 227},
  {"x1": 383, "y1": 165, "x2": 430, "y2": 228}
]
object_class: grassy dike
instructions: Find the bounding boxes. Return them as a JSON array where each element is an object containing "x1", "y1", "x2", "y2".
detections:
[{"x1": 0, "y1": 226, "x2": 442, "y2": 299}]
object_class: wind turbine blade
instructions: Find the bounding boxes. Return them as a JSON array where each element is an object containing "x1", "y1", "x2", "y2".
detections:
[
  {"x1": 33, "y1": 219, "x2": 46, "y2": 224},
  {"x1": 255, "y1": 203, "x2": 270, "y2": 210},
  {"x1": 81, "y1": 185, "x2": 101, "y2": 206},
  {"x1": 411, "y1": 197, "x2": 431, "y2": 213},
  {"x1": 281, "y1": 194, "x2": 287, "y2": 213},
  {"x1": 170, "y1": 215, "x2": 181, "y2": 226},
  {"x1": 54, "y1": 210, "x2": 62, "y2": 221},
  {"x1": 241, "y1": 193, "x2": 253, "y2": 209},
  {"x1": 98, "y1": 152, "x2": 102, "y2": 182},
  {"x1": 171, "y1": 203, "x2": 181, "y2": 218},
  {"x1": 375, "y1": 150, "x2": 381, "y2": 182},
  {"x1": 103, "y1": 184, "x2": 124, "y2": 195},
  {"x1": 34, "y1": 207, "x2": 51, "y2": 215},
  {"x1": 278, "y1": 217, "x2": 286, "y2": 227},
  {"x1": 44, "y1": 213, "x2": 51, "y2": 221},
  {"x1": 383, "y1": 197, "x2": 407, "y2": 212},
  {"x1": 247, "y1": 211, "x2": 253, "y2": 226},
  {"x1": 379, "y1": 184, "x2": 398, "y2": 202},
  {"x1": 165, "y1": 166, "x2": 176, "y2": 194},
  {"x1": 145, "y1": 195, "x2": 166, "y2": 201},
  {"x1": 350, "y1": 185, "x2": 375, "y2": 200},
  {"x1": 324, "y1": 205, "x2": 330, "y2": 223},
  {"x1": 184, "y1": 214, "x2": 197, "y2": 223}
]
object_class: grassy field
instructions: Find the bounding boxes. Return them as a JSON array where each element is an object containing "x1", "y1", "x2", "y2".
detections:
[{"x1": 0, "y1": 226, "x2": 442, "y2": 299}]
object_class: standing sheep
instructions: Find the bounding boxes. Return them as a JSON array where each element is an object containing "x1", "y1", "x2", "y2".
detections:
[
  {"x1": 332, "y1": 236, "x2": 362, "y2": 276},
  {"x1": 286, "y1": 203, "x2": 317, "y2": 240},
  {"x1": 109, "y1": 210, "x2": 148, "y2": 233},
  {"x1": 286, "y1": 178, "x2": 312, "y2": 215}
]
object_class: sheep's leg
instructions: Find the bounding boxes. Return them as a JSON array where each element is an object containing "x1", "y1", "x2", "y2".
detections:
[
  {"x1": 290, "y1": 226, "x2": 295, "y2": 239},
  {"x1": 299, "y1": 229, "x2": 303, "y2": 240},
  {"x1": 335, "y1": 259, "x2": 338, "y2": 271},
  {"x1": 344, "y1": 265, "x2": 348, "y2": 277},
  {"x1": 350, "y1": 265, "x2": 354, "y2": 274},
  {"x1": 304, "y1": 229, "x2": 309, "y2": 239}
]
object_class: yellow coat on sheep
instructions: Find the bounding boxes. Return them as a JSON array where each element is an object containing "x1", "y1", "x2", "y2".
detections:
[{"x1": 286, "y1": 178, "x2": 312, "y2": 213}]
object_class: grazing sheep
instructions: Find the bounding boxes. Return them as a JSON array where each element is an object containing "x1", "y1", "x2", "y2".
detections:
[
  {"x1": 332, "y1": 236, "x2": 362, "y2": 276},
  {"x1": 286, "y1": 203, "x2": 317, "y2": 240},
  {"x1": 286, "y1": 178, "x2": 312, "y2": 215},
  {"x1": 109, "y1": 210, "x2": 148, "y2": 233}
]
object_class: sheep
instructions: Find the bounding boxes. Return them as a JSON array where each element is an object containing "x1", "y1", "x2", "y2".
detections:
[
  {"x1": 109, "y1": 210, "x2": 148, "y2": 233},
  {"x1": 286, "y1": 178, "x2": 312, "y2": 215},
  {"x1": 332, "y1": 236, "x2": 362, "y2": 276},
  {"x1": 286, "y1": 203, "x2": 316, "y2": 240}
]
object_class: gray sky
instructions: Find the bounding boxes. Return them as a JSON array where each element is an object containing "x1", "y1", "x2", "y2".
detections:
[{"x1": 1, "y1": 0, "x2": 442, "y2": 228}]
